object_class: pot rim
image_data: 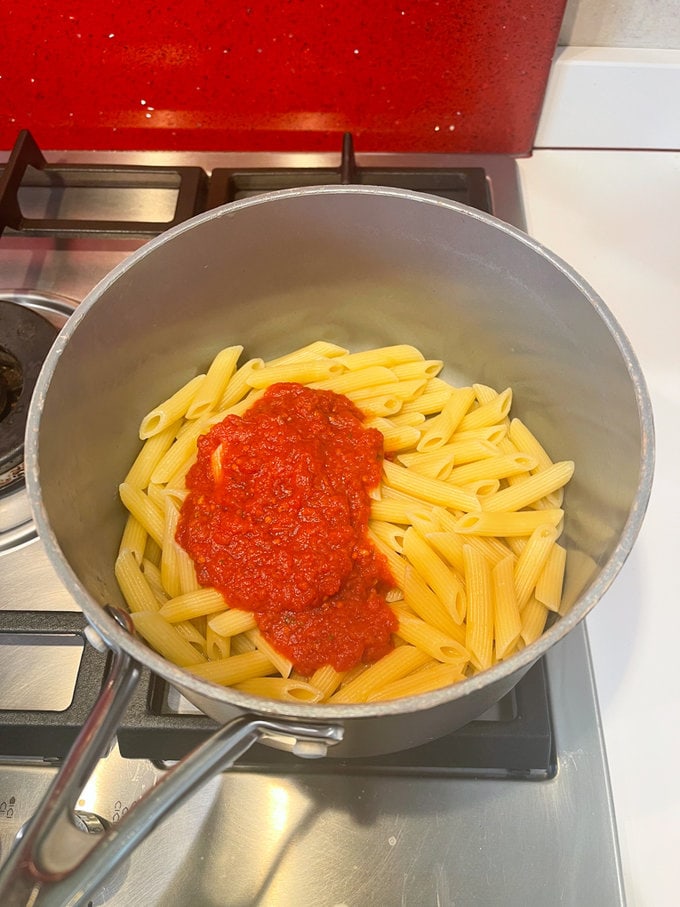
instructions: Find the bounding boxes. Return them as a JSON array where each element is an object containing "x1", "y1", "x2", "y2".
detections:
[{"x1": 25, "y1": 184, "x2": 655, "y2": 721}]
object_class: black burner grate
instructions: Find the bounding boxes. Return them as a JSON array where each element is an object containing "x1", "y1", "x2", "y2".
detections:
[
  {"x1": 0, "y1": 612, "x2": 554, "y2": 779},
  {"x1": 1, "y1": 131, "x2": 492, "y2": 240}
]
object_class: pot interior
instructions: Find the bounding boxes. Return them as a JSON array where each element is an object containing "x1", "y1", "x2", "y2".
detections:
[{"x1": 28, "y1": 187, "x2": 649, "y2": 713}]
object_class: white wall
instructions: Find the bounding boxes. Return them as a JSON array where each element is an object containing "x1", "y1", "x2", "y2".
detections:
[{"x1": 559, "y1": 0, "x2": 680, "y2": 49}]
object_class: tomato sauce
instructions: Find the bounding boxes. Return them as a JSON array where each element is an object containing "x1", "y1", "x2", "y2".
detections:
[{"x1": 176, "y1": 382, "x2": 397, "y2": 675}]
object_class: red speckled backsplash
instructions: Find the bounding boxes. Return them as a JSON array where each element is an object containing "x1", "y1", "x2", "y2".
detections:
[{"x1": 0, "y1": 1, "x2": 565, "y2": 153}]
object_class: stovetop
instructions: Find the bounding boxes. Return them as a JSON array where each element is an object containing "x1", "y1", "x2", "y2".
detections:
[{"x1": 0, "y1": 132, "x2": 625, "y2": 906}]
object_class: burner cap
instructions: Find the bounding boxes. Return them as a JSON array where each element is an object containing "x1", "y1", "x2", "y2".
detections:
[{"x1": 0, "y1": 300, "x2": 58, "y2": 480}]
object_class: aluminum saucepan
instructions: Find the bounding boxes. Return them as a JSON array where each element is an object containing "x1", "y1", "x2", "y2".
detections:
[{"x1": 0, "y1": 186, "x2": 654, "y2": 905}]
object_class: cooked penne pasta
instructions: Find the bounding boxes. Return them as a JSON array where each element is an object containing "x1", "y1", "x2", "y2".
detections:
[
  {"x1": 139, "y1": 374, "x2": 206, "y2": 439},
  {"x1": 233, "y1": 677, "x2": 324, "y2": 703},
  {"x1": 266, "y1": 340, "x2": 349, "y2": 366},
  {"x1": 115, "y1": 549, "x2": 161, "y2": 614},
  {"x1": 453, "y1": 509, "x2": 564, "y2": 537},
  {"x1": 117, "y1": 341, "x2": 574, "y2": 704},
  {"x1": 131, "y1": 611, "x2": 207, "y2": 666},
  {"x1": 119, "y1": 514, "x2": 148, "y2": 565},
  {"x1": 463, "y1": 545, "x2": 494, "y2": 671},
  {"x1": 492, "y1": 555, "x2": 522, "y2": 660},
  {"x1": 417, "y1": 386, "x2": 476, "y2": 451},
  {"x1": 337, "y1": 344, "x2": 424, "y2": 371},
  {"x1": 481, "y1": 461, "x2": 575, "y2": 513},
  {"x1": 535, "y1": 542, "x2": 567, "y2": 612},
  {"x1": 186, "y1": 345, "x2": 243, "y2": 420},
  {"x1": 328, "y1": 645, "x2": 431, "y2": 703},
  {"x1": 208, "y1": 608, "x2": 258, "y2": 637},
  {"x1": 514, "y1": 524, "x2": 559, "y2": 609},
  {"x1": 186, "y1": 651, "x2": 274, "y2": 685},
  {"x1": 159, "y1": 588, "x2": 228, "y2": 623},
  {"x1": 367, "y1": 662, "x2": 466, "y2": 701},
  {"x1": 382, "y1": 460, "x2": 481, "y2": 512}
]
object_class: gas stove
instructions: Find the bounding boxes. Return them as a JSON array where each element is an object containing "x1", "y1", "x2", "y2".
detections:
[{"x1": 0, "y1": 131, "x2": 624, "y2": 906}]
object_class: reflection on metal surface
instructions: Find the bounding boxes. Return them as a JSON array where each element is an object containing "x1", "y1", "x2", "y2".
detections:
[
  {"x1": 0, "y1": 633, "x2": 82, "y2": 710},
  {"x1": 0, "y1": 290, "x2": 76, "y2": 553}
]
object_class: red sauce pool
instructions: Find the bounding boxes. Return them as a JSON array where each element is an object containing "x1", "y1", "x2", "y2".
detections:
[{"x1": 176, "y1": 382, "x2": 397, "y2": 675}]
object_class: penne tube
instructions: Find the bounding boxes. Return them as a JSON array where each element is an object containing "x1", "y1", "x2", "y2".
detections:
[
  {"x1": 392, "y1": 606, "x2": 471, "y2": 666},
  {"x1": 246, "y1": 358, "x2": 344, "y2": 388},
  {"x1": 119, "y1": 514, "x2": 148, "y2": 565},
  {"x1": 448, "y1": 452, "x2": 537, "y2": 486},
  {"x1": 124, "y1": 424, "x2": 177, "y2": 489},
  {"x1": 472, "y1": 383, "x2": 500, "y2": 405},
  {"x1": 312, "y1": 365, "x2": 396, "y2": 394},
  {"x1": 115, "y1": 549, "x2": 161, "y2": 613},
  {"x1": 520, "y1": 596, "x2": 550, "y2": 645},
  {"x1": 391, "y1": 359, "x2": 443, "y2": 380},
  {"x1": 246, "y1": 629, "x2": 293, "y2": 679},
  {"x1": 366, "y1": 417, "x2": 421, "y2": 453},
  {"x1": 309, "y1": 664, "x2": 347, "y2": 700},
  {"x1": 389, "y1": 411, "x2": 427, "y2": 428},
  {"x1": 369, "y1": 519, "x2": 407, "y2": 553},
  {"x1": 433, "y1": 506, "x2": 516, "y2": 564},
  {"x1": 132, "y1": 611, "x2": 207, "y2": 666},
  {"x1": 382, "y1": 460, "x2": 481, "y2": 512},
  {"x1": 453, "y1": 509, "x2": 564, "y2": 537},
  {"x1": 149, "y1": 417, "x2": 209, "y2": 486},
  {"x1": 207, "y1": 625, "x2": 231, "y2": 661},
  {"x1": 508, "y1": 418, "x2": 555, "y2": 471},
  {"x1": 457, "y1": 388, "x2": 512, "y2": 432},
  {"x1": 492, "y1": 555, "x2": 522, "y2": 660},
  {"x1": 367, "y1": 662, "x2": 466, "y2": 701},
  {"x1": 396, "y1": 447, "x2": 455, "y2": 481},
  {"x1": 450, "y1": 425, "x2": 508, "y2": 445},
  {"x1": 402, "y1": 566, "x2": 467, "y2": 644},
  {"x1": 535, "y1": 543, "x2": 567, "y2": 612},
  {"x1": 403, "y1": 527, "x2": 466, "y2": 624},
  {"x1": 400, "y1": 385, "x2": 454, "y2": 416},
  {"x1": 416, "y1": 386, "x2": 476, "y2": 451},
  {"x1": 329, "y1": 645, "x2": 431, "y2": 703},
  {"x1": 514, "y1": 524, "x2": 559, "y2": 609},
  {"x1": 266, "y1": 340, "x2": 349, "y2": 366},
  {"x1": 141, "y1": 559, "x2": 170, "y2": 605},
  {"x1": 230, "y1": 633, "x2": 257, "y2": 655},
  {"x1": 159, "y1": 588, "x2": 228, "y2": 623},
  {"x1": 216, "y1": 358, "x2": 265, "y2": 410},
  {"x1": 348, "y1": 378, "x2": 427, "y2": 403},
  {"x1": 174, "y1": 621, "x2": 208, "y2": 659},
  {"x1": 354, "y1": 394, "x2": 403, "y2": 418},
  {"x1": 139, "y1": 374, "x2": 206, "y2": 439},
  {"x1": 463, "y1": 545, "x2": 494, "y2": 671},
  {"x1": 233, "y1": 677, "x2": 324, "y2": 703},
  {"x1": 337, "y1": 344, "x2": 424, "y2": 371},
  {"x1": 186, "y1": 345, "x2": 244, "y2": 420},
  {"x1": 186, "y1": 651, "x2": 274, "y2": 685},
  {"x1": 143, "y1": 537, "x2": 162, "y2": 568},
  {"x1": 118, "y1": 483, "x2": 164, "y2": 547},
  {"x1": 481, "y1": 461, "x2": 575, "y2": 513},
  {"x1": 160, "y1": 500, "x2": 182, "y2": 599},
  {"x1": 208, "y1": 608, "x2": 258, "y2": 637},
  {"x1": 367, "y1": 528, "x2": 408, "y2": 586}
]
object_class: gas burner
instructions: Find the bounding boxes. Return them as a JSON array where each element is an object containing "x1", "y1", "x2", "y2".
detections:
[{"x1": 0, "y1": 289, "x2": 77, "y2": 553}]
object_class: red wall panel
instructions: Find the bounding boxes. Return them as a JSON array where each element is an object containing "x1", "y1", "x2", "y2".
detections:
[{"x1": 0, "y1": 1, "x2": 565, "y2": 152}]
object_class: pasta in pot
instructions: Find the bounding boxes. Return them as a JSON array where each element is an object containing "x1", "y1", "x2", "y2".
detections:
[{"x1": 115, "y1": 341, "x2": 574, "y2": 704}]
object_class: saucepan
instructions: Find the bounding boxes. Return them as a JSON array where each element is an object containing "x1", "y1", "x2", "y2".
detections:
[{"x1": 0, "y1": 186, "x2": 653, "y2": 905}]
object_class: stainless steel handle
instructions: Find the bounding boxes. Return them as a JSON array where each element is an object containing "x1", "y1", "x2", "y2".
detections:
[{"x1": 0, "y1": 608, "x2": 344, "y2": 907}]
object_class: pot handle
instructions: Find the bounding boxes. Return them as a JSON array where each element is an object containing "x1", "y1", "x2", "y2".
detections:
[{"x1": 0, "y1": 608, "x2": 344, "y2": 907}]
